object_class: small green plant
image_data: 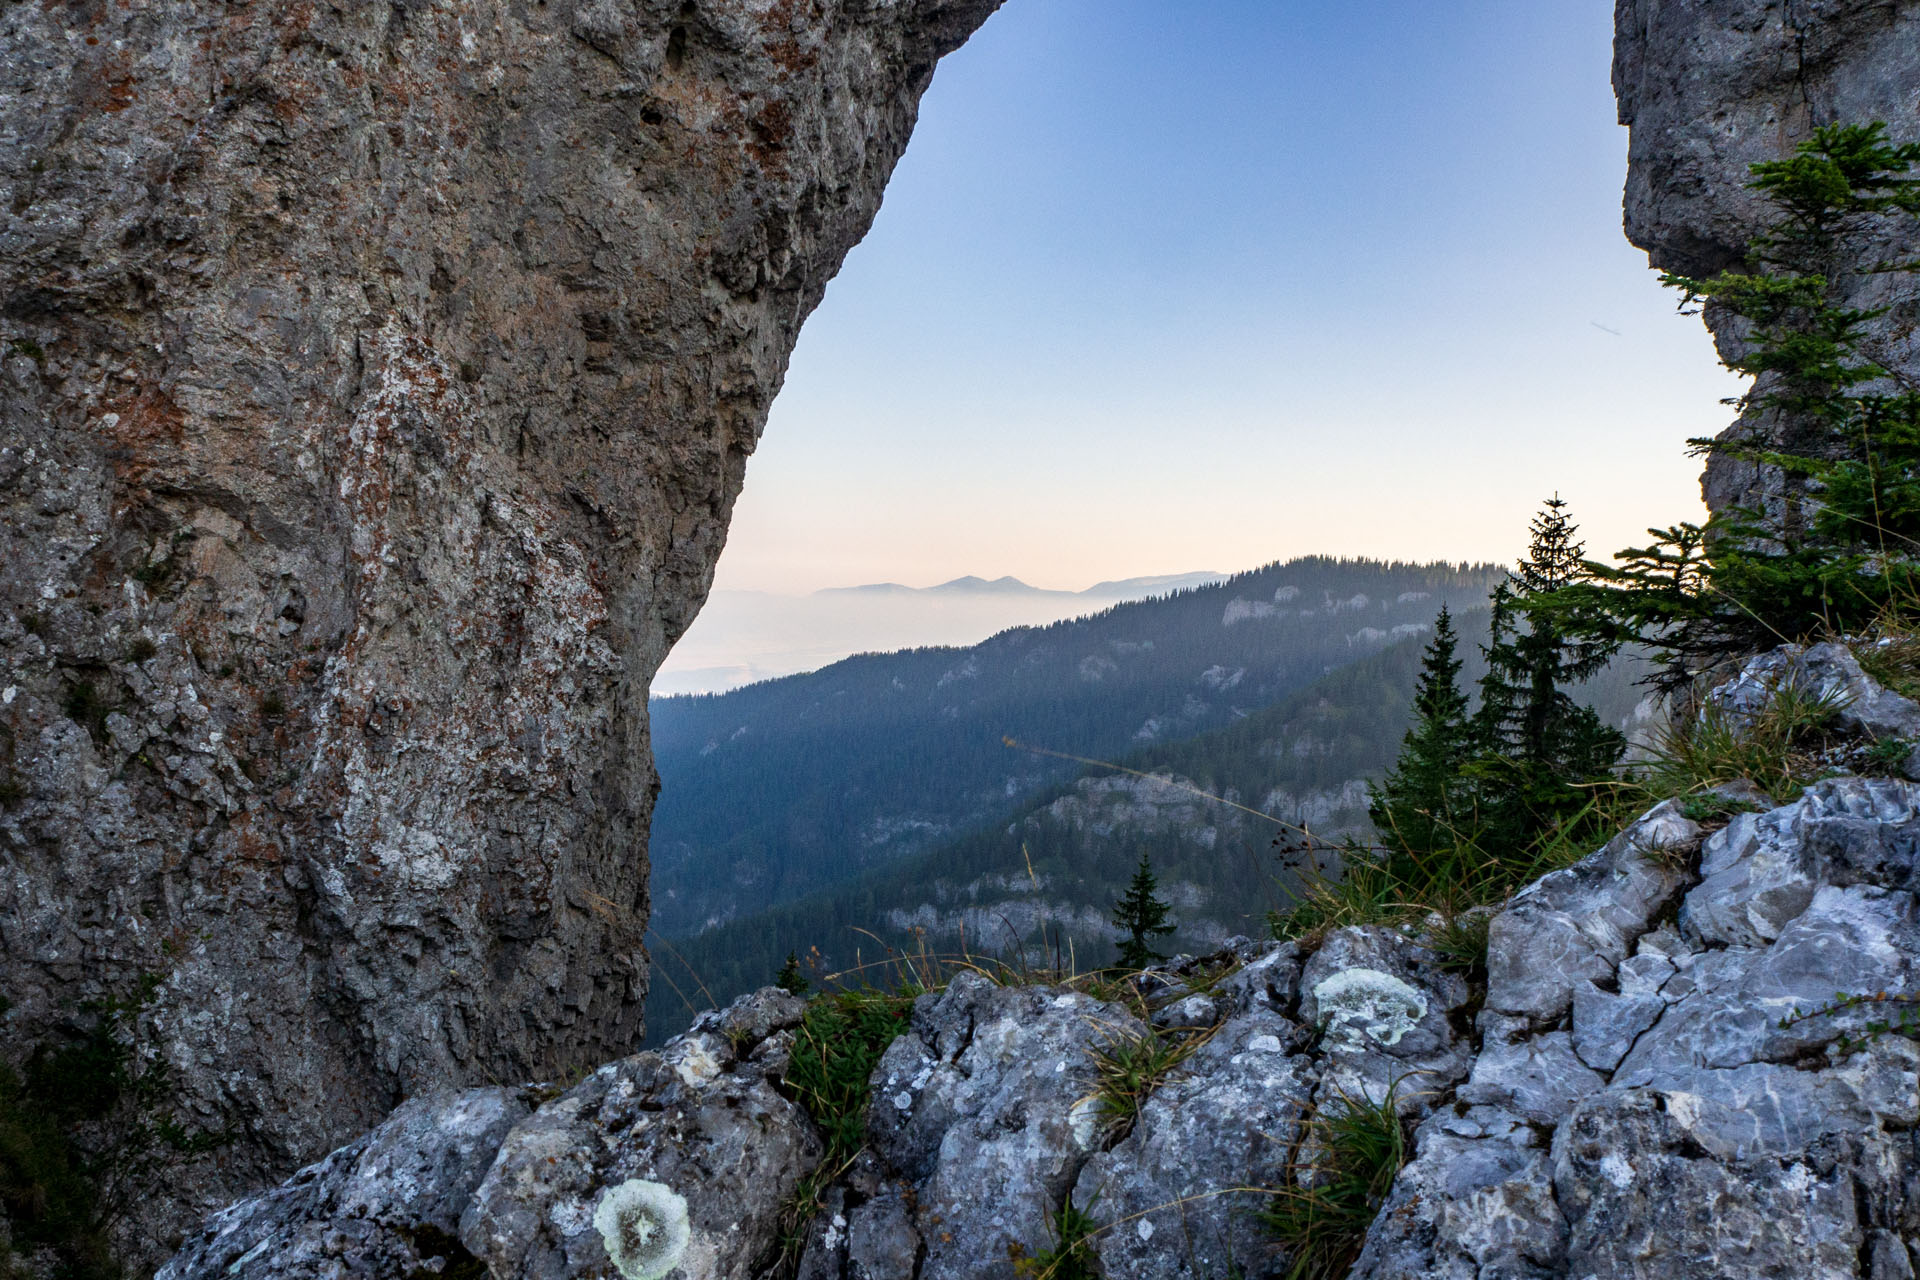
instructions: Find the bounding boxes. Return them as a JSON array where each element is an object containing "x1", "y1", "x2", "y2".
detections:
[
  {"x1": 1087, "y1": 1024, "x2": 1207, "y2": 1133},
  {"x1": 784, "y1": 990, "x2": 915, "y2": 1164},
  {"x1": 259, "y1": 691, "x2": 286, "y2": 720},
  {"x1": 1260, "y1": 1088, "x2": 1408, "y2": 1280},
  {"x1": 1861, "y1": 734, "x2": 1914, "y2": 774},
  {"x1": 1110, "y1": 852, "x2": 1176, "y2": 971},
  {"x1": 1009, "y1": 1198, "x2": 1102, "y2": 1280},
  {"x1": 130, "y1": 559, "x2": 173, "y2": 590},
  {"x1": 1778, "y1": 990, "x2": 1920, "y2": 1054},
  {"x1": 1676, "y1": 793, "x2": 1763, "y2": 823},
  {"x1": 19, "y1": 612, "x2": 42, "y2": 637},
  {"x1": 124, "y1": 637, "x2": 157, "y2": 664},
  {"x1": 0, "y1": 980, "x2": 226, "y2": 1280},
  {"x1": 1853, "y1": 625, "x2": 1920, "y2": 702},
  {"x1": 1422, "y1": 909, "x2": 1493, "y2": 975}
]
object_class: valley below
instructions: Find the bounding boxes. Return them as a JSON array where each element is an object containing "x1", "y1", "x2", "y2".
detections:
[{"x1": 644, "y1": 556, "x2": 1645, "y2": 1041}]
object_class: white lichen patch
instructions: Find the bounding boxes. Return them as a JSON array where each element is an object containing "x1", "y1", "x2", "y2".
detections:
[
  {"x1": 671, "y1": 1039, "x2": 722, "y2": 1088},
  {"x1": 593, "y1": 1180, "x2": 691, "y2": 1280},
  {"x1": 1312, "y1": 968, "x2": 1427, "y2": 1048}
]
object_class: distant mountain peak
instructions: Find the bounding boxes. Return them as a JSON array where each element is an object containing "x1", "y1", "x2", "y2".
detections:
[
  {"x1": 931, "y1": 575, "x2": 1036, "y2": 593},
  {"x1": 1081, "y1": 572, "x2": 1228, "y2": 597}
]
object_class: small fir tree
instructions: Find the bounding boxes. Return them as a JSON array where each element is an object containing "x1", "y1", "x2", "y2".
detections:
[
  {"x1": 1111, "y1": 852, "x2": 1176, "y2": 971},
  {"x1": 1476, "y1": 498, "x2": 1624, "y2": 781},
  {"x1": 774, "y1": 951, "x2": 810, "y2": 997},
  {"x1": 1369, "y1": 606, "x2": 1473, "y2": 867}
]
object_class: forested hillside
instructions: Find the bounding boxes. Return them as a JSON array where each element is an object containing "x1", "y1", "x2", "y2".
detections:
[
  {"x1": 645, "y1": 609, "x2": 1648, "y2": 1040},
  {"x1": 647, "y1": 558, "x2": 1504, "y2": 938}
]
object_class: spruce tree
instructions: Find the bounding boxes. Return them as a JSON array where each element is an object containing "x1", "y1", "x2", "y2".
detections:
[
  {"x1": 1369, "y1": 606, "x2": 1472, "y2": 866},
  {"x1": 774, "y1": 950, "x2": 809, "y2": 996},
  {"x1": 1476, "y1": 497, "x2": 1623, "y2": 779},
  {"x1": 1111, "y1": 852, "x2": 1176, "y2": 971},
  {"x1": 1466, "y1": 498, "x2": 1625, "y2": 852}
]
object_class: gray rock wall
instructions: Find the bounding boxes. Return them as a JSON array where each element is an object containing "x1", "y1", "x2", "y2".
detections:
[
  {"x1": 1614, "y1": 0, "x2": 1920, "y2": 514},
  {"x1": 0, "y1": 0, "x2": 1000, "y2": 1255}
]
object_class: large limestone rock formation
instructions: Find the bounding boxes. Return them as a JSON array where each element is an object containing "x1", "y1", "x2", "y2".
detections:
[
  {"x1": 0, "y1": 0, "x2": 1001, "y2": 1253},
  {"x1": 1614, "y1": 0, "x2": 1920, "y2": 514}
]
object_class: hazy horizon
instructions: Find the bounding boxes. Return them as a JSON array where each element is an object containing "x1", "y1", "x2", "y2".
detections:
[{"x1": 655, "y1": 555, "x2": 1508, "y2": 696}]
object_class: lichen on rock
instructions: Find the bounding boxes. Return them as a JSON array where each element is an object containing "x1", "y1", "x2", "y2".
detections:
[
  {"x1": 592, "y1": 1181, "x2": 689, "y2": 1280},
  {"x1": 1310, "y1": 967, "x2": 1428, "y2": 1048}
]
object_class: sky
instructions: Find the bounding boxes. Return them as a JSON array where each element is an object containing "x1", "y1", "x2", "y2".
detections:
[{"x1": 708, "y1": 0, "x2": 1744, "y2": 596}]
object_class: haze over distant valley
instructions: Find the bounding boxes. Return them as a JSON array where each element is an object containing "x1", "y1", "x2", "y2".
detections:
[{"x1": 653, "y1": 570, "x2": 1228, "y2": 694}]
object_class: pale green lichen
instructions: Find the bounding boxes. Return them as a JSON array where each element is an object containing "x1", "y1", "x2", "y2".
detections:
[
  {"x1": 593, "y1": 1179, "x2": 691, "y2": 1280},
  {"x1": 1312, "y1": 968, "x2": 1427, "y2": 1047}
]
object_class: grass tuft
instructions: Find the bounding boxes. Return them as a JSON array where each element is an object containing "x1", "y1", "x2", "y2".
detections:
[
  {"x1": 784, "y1": 989, "x2": 916, "y2": 1165},
  {"x1": 1638, "y1": 674, "x2": 1846, "y2": 805},
  {"x1": 1009, "y1": 1198, "x2": 1102, "y2": 1280},
  {"x1": 1087, "y1": 1023, "x2": 1208, "y2": 1134},
  {"x1": 1853, "y1": 624, "x2": 1920, "y2": 703},
  {"x1": 1260, "y1": 1087, "x2": 1408, "y2": 1280},
  {"x1": 1421, "y1": 909, "x2": 1493, "y2": 976}
]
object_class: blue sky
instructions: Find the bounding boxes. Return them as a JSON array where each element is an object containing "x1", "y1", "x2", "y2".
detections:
[{"x1": 711, "y1": 0, "x2": 1742, "y2": 593}]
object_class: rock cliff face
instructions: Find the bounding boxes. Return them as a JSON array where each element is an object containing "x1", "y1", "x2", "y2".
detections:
[
  {"x1": 0, "y1": 0, "x2": 1001, "y2": 1252},
  {"x1": 1614, "y1": 0, "x2": 1920, "y2": 513}
]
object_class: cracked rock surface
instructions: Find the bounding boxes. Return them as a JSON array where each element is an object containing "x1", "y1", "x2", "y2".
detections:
[
  {"x1": 162, "y1": 989, "x2": 821, "y2": 1280},
  {"x1": 0, "y1": 0, "x2": 1001, "y2": 1257},
  {"x1": 1352, "y1": 775, "x2": 1920, "y2": 1280}
]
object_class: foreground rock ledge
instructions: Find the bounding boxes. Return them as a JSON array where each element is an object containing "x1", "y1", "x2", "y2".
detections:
[
  {"x1": 158, "y1": 761, "x2": 1920, "y2": 1279},
  {"x1": 0, "y1": 0, "x2": 1002, "y2": 1254}
]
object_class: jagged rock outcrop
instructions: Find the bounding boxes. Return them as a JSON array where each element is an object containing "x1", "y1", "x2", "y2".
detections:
[
  {"x1": 0, "y1": 0, "x2": 1002, "y2": 1256},
  {"x1": 1354, "y1": 774, "x2": 1920, "y2": 1280},
  {"x1": 1614, "y1": 0, "x2": 1920, "y2": 515},
  {"x1": 157, "y1": 640, "x2": 1920, "y2": 1280}
]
